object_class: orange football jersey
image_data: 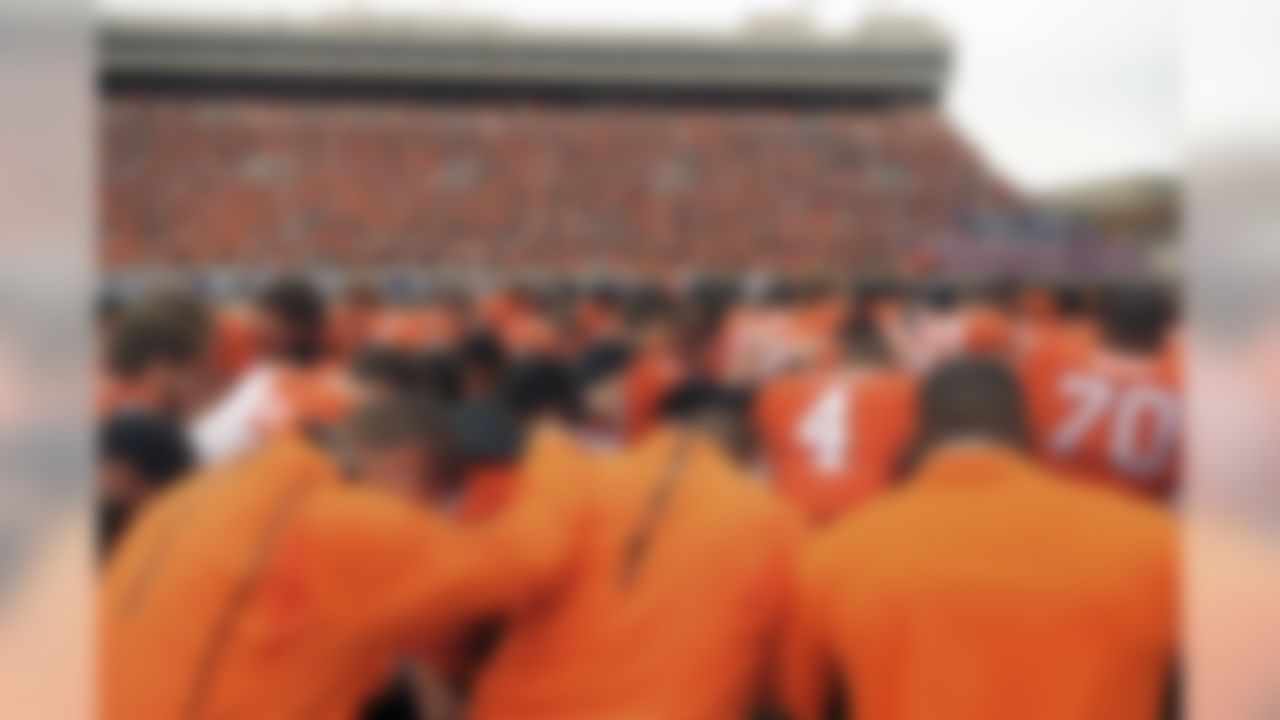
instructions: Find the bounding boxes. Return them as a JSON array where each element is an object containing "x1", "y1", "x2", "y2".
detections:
[
  {"x1": 1021, "y1": 333, "x2": 1182, "y2": 499},
  {"x1": 754, "y1": 368, "x2": 916, "y2": 525}
]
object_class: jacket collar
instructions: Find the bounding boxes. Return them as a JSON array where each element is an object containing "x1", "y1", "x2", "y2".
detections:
[{"x1": 912, "y1": 441, "x2": 1037, "y2": 489}]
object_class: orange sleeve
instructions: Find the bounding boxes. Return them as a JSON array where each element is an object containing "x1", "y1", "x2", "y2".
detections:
[
  {"x1": 752, "y1": 382, "x2": 779, "y2": 441},
  {"x1": 778, "y1": 541, "x2": 836, "y2": 720},
  {"x1": 760, "y1": 505, "x2": 808, "y2": 710},
  {"x1": 297, "y1": 430, "x2": 590, "y2": 651},
  {"x1": 457, "y1": 465, "x2": 520, "y2": 523},
  {"x1": 455, "y1": 428, "x2": 593, "y2": 612}
]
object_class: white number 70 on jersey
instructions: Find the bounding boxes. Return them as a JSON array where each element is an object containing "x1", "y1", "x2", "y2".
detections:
[{"x1": 1050, "y1": 373, "x2": 1179, "y2": 479}]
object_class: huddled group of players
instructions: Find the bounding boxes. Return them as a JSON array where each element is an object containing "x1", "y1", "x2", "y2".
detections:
[{"x1": 98, "y1": 272, "x2": 1180, "y2": 720}]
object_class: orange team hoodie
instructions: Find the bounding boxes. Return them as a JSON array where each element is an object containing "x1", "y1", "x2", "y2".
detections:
[
  {"x1": 469, "y1": 427, "x2": 804, "y2": 720},
  {"x1": 101, "y1": 429, "x2": 590, "y2": 720},
  {"x1": 781, "y1": 444, "x2": 1177, "y2": 720}
]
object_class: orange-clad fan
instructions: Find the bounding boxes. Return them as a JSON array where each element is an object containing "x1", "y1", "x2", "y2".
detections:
[
  {"x1": 101, "y1": 397, "x2": 590, "y2": 720},
  {"x1": 468, "y1": 381, "x2": 802, "y2": 720},
  {"x1": 781, "y1": 360, "x2": 1178, "y2": 720},
  {"x1": 1018, "y1": 283, "x2": 1098, "y2": 358},
  {"x1": 576, "y1": 284, "x2": 624, "y2": 345},
  {"x1": 620, "y1": 291, "x2": 686, "y2": 443},
  {"x1": 209, "y1": 304, "x2": 260, "y2": 385},
  {"x1": 754, "y1": 312, "x2": 916, "y2": 525},
  {"x1": 1021, "y1": 284, "x2": 1181, "y2": 499},
  {"x1": 328, "y1": 279, "x2": 385, "y2": 359},
  {"x1": 576, "y1": 342, "x2": 637, "y2": 452},
  {"x1": 191, "y1": 278, "x2": 356, "y2": 463}
]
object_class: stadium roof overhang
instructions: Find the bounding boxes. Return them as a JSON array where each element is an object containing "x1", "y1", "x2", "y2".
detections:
[{"x1": 100, "y1": 22, "x2": 950, "y2": 106}]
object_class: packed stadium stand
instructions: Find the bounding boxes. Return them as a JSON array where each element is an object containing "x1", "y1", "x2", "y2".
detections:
[{"x1": 101, "y1": 21, "x2": 1026, "y2": 275}]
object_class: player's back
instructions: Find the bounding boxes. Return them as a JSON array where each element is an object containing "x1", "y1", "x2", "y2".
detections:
[
  {"x1": 797, "y1": 445, "x2": 1177, "y2": 720},
  {"x1": 101, "y1": 436, "x2": 343, "y2": 720},
  {"x1": 755, "y1": 367, "x2": 916, "y2": 525},
  {"x1": 1021, "y1": 331, "x2": 1181, "y2": 498},
  {"x1": 469, "y1": 427, "x2": 800, "y2": 720}
]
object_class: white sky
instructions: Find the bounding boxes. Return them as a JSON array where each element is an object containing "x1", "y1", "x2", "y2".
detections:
[{"x1": 99, "y1": 0, "x2": 1179, "y2": 192}]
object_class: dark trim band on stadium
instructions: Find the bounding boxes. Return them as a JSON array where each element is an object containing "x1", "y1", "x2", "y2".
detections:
[{"x1": 100, "y1": 21, "x2": 950, "y2": 106}]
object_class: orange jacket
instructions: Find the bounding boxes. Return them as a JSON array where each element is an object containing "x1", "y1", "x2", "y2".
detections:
[
  {"x1": 101, "y1": 430, "x2": 589, "y2": 720},
  {"x1": 469, "y1": 427, "x2": 804, "y2": 720},
  {"x1": 781, "y1": 444, "x2": 1177, "y2": 720}
]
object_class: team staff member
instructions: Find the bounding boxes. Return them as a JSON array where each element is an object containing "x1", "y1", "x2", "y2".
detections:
[
  {"x1": 781, "y1": 360, "x2": 1177, "y2": 720},
  {"x1": 101, "y1": 397, "x2": 590, "y2": 720},
  {"x1": 468, "y1": 381, "x2": 803, "y2": 720}
]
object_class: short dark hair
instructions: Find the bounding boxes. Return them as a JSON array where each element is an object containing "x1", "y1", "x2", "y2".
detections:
[
  {"x1": 416, "y1": 352, "x2": 463, "y2": 404},
  {"x1": 500, "y1": 356, "x2": 581, "y2": 422},
  {"x1": 144, "y1": 291, "x2": 211, "y2": 341},
  {"x1": 452, "y1": 398, "x2": 523, "y2": 464},
  {"x1": 258, "y1": 276, "x2": 328, "y2": 363},
  {"x1": 1052, "y1": 282, "x2": 1089, "y2": 319},
  {"x1": 258, "y1": 276, "x2": 326, "y2": 330},
  {"x1": 352, "y1": 349, "x2": 462, "y2": 403},
  {"x1": 343, "y1": 396, "x2": 458, "y2": 459},
  {"x1": 459, "y1": 331, "x2": 508, "y2": 377},
  {"x1": 918, "y1": 281, "x2": 958, "y2": 312},
  {"x1": 1098, "y1": 283, "x2": 1175, "y2": 353},
  {"x1": 971, "y1": 276, "x2": 1020, "y2": 311},
  {"x1": 914, "y1": 359, "x2": 1029, "y2": 457},
  {"x1": 577, "y1": 341, "x2": 635, "y2": 388},
  {"x1": 622, "y1": 285, "x2": 675, "y2": 331},
  {"x1": 838, "y1": 309, "x2": 892, "y2": 364},
  {"x1": 658, "y1": 378, "x2": 748, "y2": 422},
  {"x1": 107, "y1": 308, "x2": 205, "y2": 378},
  {"x1": 100, "y1": 412, "x2": 194, "y2": 488},
  {"x1": 353, "y1": 348, "x2": 420, "y2": 391}
]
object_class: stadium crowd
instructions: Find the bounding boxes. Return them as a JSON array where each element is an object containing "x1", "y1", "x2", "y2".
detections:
[
  {"x1": 97, "y1": 271, "x2": 1180, "y2": 720},
  {"x1": 103, "y1": 104, "x2": 1019, "y2": 273}
]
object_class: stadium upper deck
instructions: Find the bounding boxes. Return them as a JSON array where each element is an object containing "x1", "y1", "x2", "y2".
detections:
[{"x1": 100, "y1": 20, "x2": 1027, "y2": 275}]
